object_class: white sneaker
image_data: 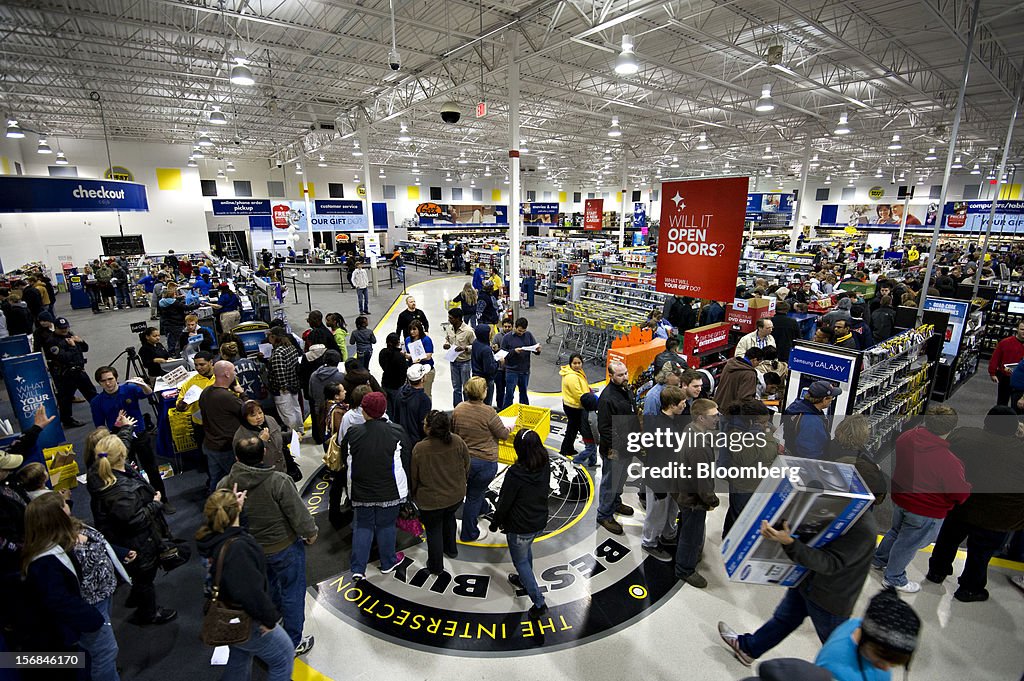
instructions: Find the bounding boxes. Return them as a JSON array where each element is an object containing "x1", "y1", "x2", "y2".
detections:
[
  {"x1": 882, "y1": 578, "x2": 921, "y2": 594},
  {"x1": 294, "y1": 635, "x2": 315, "y2": 656}
]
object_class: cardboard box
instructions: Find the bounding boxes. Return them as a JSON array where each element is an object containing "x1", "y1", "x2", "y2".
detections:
[
  {"x1": 683, "y1": 322, "x2": 730, "y2": 357},
  {"x1": 721, "y1": 456, "x2": 874, "y2": 586}
]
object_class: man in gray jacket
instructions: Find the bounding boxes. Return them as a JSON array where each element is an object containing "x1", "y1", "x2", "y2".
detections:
[{"x1": 219, "y1": 436, "x2": 319, "y2": 656}]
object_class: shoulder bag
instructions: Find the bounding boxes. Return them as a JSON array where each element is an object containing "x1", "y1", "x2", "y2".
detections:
[{"x1": 200, "y1": 537, "x2": 252, "y2": 646}]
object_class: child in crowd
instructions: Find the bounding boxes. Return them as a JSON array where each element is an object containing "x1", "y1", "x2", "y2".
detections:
[{"x1": 349, "y1": 316, "x2": 376, "y2": 371}]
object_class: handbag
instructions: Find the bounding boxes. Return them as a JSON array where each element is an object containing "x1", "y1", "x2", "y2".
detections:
[
  {"x1": 158, "y1": 537, "x2": 192, "y2": 572},
  {"x1": 200, "y1": 537, "x2": 252, "y2": 647},
  {"x1": 396, "y1": 501, "x2": 423, "y2": 538},
  {"x1": 322, "y1": 404, "x2": 346, "y2": 472}
]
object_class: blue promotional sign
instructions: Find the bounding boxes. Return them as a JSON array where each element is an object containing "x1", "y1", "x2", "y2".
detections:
[
  {"x1": 0, "y1": 335, "x2": 31, "y2": 361},
  {"x1": 520, "y1": 202, "x2": 559, "y2": 215},
  {"x1": 0, "y1": 176, "x2": 149, "y2": 213},
  {"x1": 923, "y1": 296, "x2": 972, "y2": 357},
  {"x1": 633, "y1": 202, "x2": 647, "y2": 230},
  {"x1": 310, "y1": 200, "x2": 368, "y2": 230},
  {"x1": 314, "y1": 200, "x2": 364, "y2": 215},
  {"x1": 788, "y1": 347, "x2": 856, "y2": 384},
  {"x1": 212, "y1": 199, "x2": 272, "y2": 216},
  {"x1": 747, "y1": 193, "x2": 794, "y2": 214},
  {"x1": 1, "y1": 352, "x2": 66, "y2": 464},
  {"x1": 942, "y1": 200, "x2": 1024, "y2": 232}
]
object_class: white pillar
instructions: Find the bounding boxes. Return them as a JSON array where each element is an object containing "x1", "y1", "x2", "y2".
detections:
[
  {"x1": 300, "y1": 156, "x2": 314, "y2": 261},
  {"x1": 619, "y1": 159, "x2": 628, "y2": 249},
  {"x1": 508, "y1": 34, "x2": 522, "y2": 320},
  {"x1": 360, "y1": 125, "x2": 379, "y2": 296},
  {"x1": 790, "y1": 140, "x2": 813, "y2": 251}
]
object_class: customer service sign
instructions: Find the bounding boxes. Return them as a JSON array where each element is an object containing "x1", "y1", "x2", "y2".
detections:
[
  {"x1": 656, "y1": 176, "x2": 747, "y2": 302},
  {"x1": 0, "y1": 176, "x2": 149, "y2": 212}
]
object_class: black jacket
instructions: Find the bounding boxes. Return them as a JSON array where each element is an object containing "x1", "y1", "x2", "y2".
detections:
[
  {"x1": 871, "y1": 307, "x2": 896, "y2": 341},
  {"x1": 379, "y1": 347, "x2": 409, "y2": 391},
  {"x1": 341, "y1": 366, "x2": 382, "y2": 407},
  {"x1": 665, "y1": 296, "x2": 696, "y2": 333},
  {"x1": 597, "y1": 381, "x2": 637, "y2": 453},
  {"x1": 396, "y1": 308, "x2": 429, "y2": 339},
  {"x1": 0, "y1": 428, "x2": 40, "y2": 577},
  {"x1": 87, "y1": 467, "x2": 166, "y2": 571},
  {"x1": 782, "y1": 510, "x2": 877, "y2": 617},
  {"x1": 158, "y1": 297, "x2": 198, "y2": 331},
  {"x1": 47, "y1": 335, "x2": 89, "y2": 374},
  {"x1": 305, "y1": 324, "x2": 340, "y2": 354},
  {"x1": 471, "y1": 324, "x2": 499, "y2": 380},
  {"x1": 343, "y1": 419, "x2": 413, "y2": 504},
  {"x1": 770, "y1": 313, "x2": 801, "y2": 362},
  {"x1": 20, "y1": 286, "x2": 43, "y2": 317},
  {"x1": 195, "y1": 527, "x2": 280, "y2": 629},
  {"x1": 652, "y1": 348, "x2": 687, "y2": 375},
  {"x1": 24, "y1": 552, "x2": 105, "y2": 650},
  {"x1": 493, "y1": 463, "x2": 549, "y2": 534},
  {"x1": 3, "y1": 300, "x2": 33, "y2": 336},
  {"x1": 396, "y1": 384, "x2": 431, "y2": 443}
]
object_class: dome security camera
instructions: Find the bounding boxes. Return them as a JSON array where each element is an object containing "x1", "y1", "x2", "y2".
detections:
[
  {"x1": 388, "y1": 47, "x2": 401, "y2": 71},
  {"x1": 440, "y1": 101, "x2": 461, "y2": 124}
]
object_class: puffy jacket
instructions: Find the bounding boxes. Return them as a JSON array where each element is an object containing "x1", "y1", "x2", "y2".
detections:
[
  {"x1": 396, "y1": 383, "x2": 431, "y2": 443},
  {"x1": 559, "y1": 364, "x2": 590, "y2": 409},
  {"x1": 87, "y1": 467, "x2": 166, "y2": 571},
  {"x1": 714, "y1": 357, "x2": 759, "y2": 413},
  {"x1": 476, "y1": 293, "x2": 499, "y2": 325},
  {"x1": 195, "y1": 527, "x2": 279, "y2": 629},
  {"x1": 218, "y1": 461, "x2": 316, "y2": 554},
  {"x1": 891, "y1": 426, "x2": 971, "y2": 519},
  {"x1": 471, "y1": 324, "x2": 498, "y2": 381},
  {"x1": 783, "y1": 398, "x2": 830, "y2": 460},
  {"x1": 343, "y1": 419, "x2": 412, "y2": 505}
]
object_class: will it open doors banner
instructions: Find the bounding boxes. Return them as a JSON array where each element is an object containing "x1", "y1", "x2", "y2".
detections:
[{"x1": 656, "y1": 177, "x2": 748, "y2": 301}]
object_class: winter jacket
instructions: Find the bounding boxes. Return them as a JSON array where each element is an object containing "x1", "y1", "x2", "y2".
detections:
[
  {"x1": 332, "y1": 328, "x2": 349, "y2": 361},
  {"x1": 195, "y1": 527, "x2": 280, "y2": 629},
  {"x1": 671, "y1": 424, "x2": 721, "y2": 510},
  {"x1": 305, "y1": 324, "x2": 340, "y2": 354},
  {"x1": 597, "y1": 381, "x2": 637, "y2": 453},
  {"x1": 343, "y1": 419, "x2": 413, "y2": 505},
  {"x1": 379, "y1": 347, "x2": 409, "y2": 391},
  {"x1": 350, "y1": 328, "x2": 377, "y2": 354},
  {"x1": 476, "y1": 293, "x2": 500, "y2": 325},
  {"x1": 3, "y1": 300, "x2": 33, "y2": 335},
  {"x1": 87, "y1": 467, "x2": 166, "y2": 571},
  {"x1": 452, "y1": 401, "x2": 510, "y2": 463},
  {"x1": 1011, "y1": 360, "x2": 1024, "y2": 393},
  {"x1": 396, "y1": 384, "x2": 431, "y2": 443},
  {"x1": 728, "y1": 428, "x2": 782, "y2": 493},
  {"x1": 492, "y1": 463, "x2": 549, "y2": 534},
  {"x1": 24, "y1": 547, "x2": 105, "y2": 650},
  {"x1": 891, "y1": 427, "x2": 971, "y2": 519},
  {"x1": 870, "y1": 307, "x2": 896, "y2": 341},
  {"x1": 158, "y1": 296, "x2": 198, "y2": 331},
  {"x1": 218, "y1": 461, "x2": 316, "y2": 554},
  {"x1": 470, "y1": 324, "x2": 499, "y2": 381},
  {"x1": 947, "y1": 427, "x2": 1024, "y2": 531},
  {"x1": 411, "y1": 435, "x2": 471, "y2": 511},
  {"x1": 714, "y1": 357, "x2": 759, "y2": 413},
  {"x1": 850, "y1": 319, "x2": 874, "y2": 350},
  {"x1": 990, "y1": 335, "x2": 1024, "y2": 378},
  {"x1": 652, "y1": 348, "x2": 688, "y2": 376},
  {"x1": 783, "y1": 398, "x2": 830, "y2": 460},
  {"x1": 177, "y1": 325, "x2": 216, "y2": 355},
  {"x1": 560, "y1": 364, "x2": 590, "y2": 409},
  {"x1": 309, "y1": 364, "x2": 345, "y2": 429},
  {"x1": 770, "y1": 313, "x2": 802, "y2": 362},
  {"x1": 233, "y1": 417, "x2": 291, "y2": 473},
  {"x1": 782, "y1": 510, "x2": 878, "y2": 618}
]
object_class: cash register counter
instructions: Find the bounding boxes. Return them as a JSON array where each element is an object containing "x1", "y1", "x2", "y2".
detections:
[{"x1": 283, "y1": 262, "x2": 348, "y2": 286}]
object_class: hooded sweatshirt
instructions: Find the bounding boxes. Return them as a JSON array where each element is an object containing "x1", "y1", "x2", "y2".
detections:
[
  {"x1": 217, "y1": 461, "x2": 317, "y2": 554},
  {"x1": 309, "y1": 364, "x2": 345, "y2": 412},
  {"x1": 195, "y1": 526, "x2": 280, "y2": 629},
  {"x1": 560, "y1": 364, "x2": 590, "y2": 409},
  {"x1": 714, "y1": 356, "x2": 759, "y2": 413},
  {"x1": 891, "y1": 426, "x2": 971, "y2": 519},
  {"x1": 492, "y1": 463, "x2": 549, "y2": 534},
  {"x1": 396, "y1": 383, "x2": 432, "y2": 443},
  {"x1": 471, "y1": 324, "x2": 498, "y2": 381}
]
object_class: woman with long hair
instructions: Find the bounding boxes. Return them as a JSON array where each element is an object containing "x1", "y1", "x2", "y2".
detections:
[
  {"x1": 411, "y1": 410, "x2": 470, "y2": 574},
  {"x1": 454, "y1": 282, "x2": 479, "y2": 328},
  {"x1": 137, "y1": 327, "x2": 171, "y2": 380},
  {"x1": 491, "y1": 429, "x2": 551, "y2": 619},
  {"x1": 87, "y1": 434, "x2": 176, "y2": 626},
  {"x1": 22, "y1": 491, "x2": 130, "y2": 680},
  {"x1": 195, "y1": 489, "x2": 294, "y2": 681},
  {"x1": 403, "y1": 320, "x2": 435, "y2": 398}
]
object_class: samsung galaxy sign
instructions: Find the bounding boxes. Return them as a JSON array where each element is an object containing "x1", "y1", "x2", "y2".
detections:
[{"x1": 0, "y1": 176, "x2": 149, "y2": 213}]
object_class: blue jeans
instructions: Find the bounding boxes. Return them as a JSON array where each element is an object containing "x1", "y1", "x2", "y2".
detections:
[
  {"x1": 356, "y1": 287, "x2": 369, "y2": 313},
  {"x1": 738, "y1": 587, "x2": 847, "y2": 659},
  {"x1": 507, "y1": 532, "x2": 545, "y2": 608},
  {"x1": 873, "y1": 504, "x2": 943, "y2": 587},
  {"x1": 494, "y1": 371, "x2": 507, "y2": 411},
  {"x1": 461, "y1": 458, "x2": 498, "y2": 540},
  {"x1": 204, "y1": 444, "x2": 235, "y2": 493},
  {"x1": 79, "y1": 596, "x2": 119, "y2": 681},
  {"x1": 351, "y1": 504, "x2": 401, "y2": 576},
  {"x1": 265, "y1": 540, "x2": 307, "y2": 647},
  {"x1": 358, "y1": 351, "x2": 373, "y2": 372},
  {"x1": 674, "y1": 507, "x2": 706, "y2": 578},
  {"x1": 223, "y1": 622, "x2": 294, "y2": 681},
  {"x1": 503, "y1": 370, "x2": 530, "y2": 406},
  {"x1": 451, "y1": 360, "x2": 472, "y2": 406},
  {"x1": 596, "y1": 446, "x2": 628, "y2": 522}
]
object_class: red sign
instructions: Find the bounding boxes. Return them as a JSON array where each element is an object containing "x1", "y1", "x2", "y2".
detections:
[
  {"x1": 947, "y1": 213, "x2": 967, "y2": 228},
  {"x1": 272, "y1": 204, "x2": 291, "y2": 229},
  {"x1": 683, "y1": 322, "x2": 731, "y2": 357},
  {"x1": 476, "y1": 101, "x2": 487, "y2": 118},
  {"x1": 656, "y1": 177, "x2": 748, "y2": 301},
  {"x1": 584, "y1": 198, "x2": 604, "y2": 231},
  {"x1": 726, "y1": 305, "x2": 773, "y2": 333}
]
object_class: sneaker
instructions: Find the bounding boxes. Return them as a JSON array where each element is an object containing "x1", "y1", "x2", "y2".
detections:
[
  {"x1": 681, "y1": 572, "x2": 708, "y2": 589},
  {"x1": 294, "y1": 635, "x2": 315, "y2": 656},
  {"x1": 717, "y1": 621, "x2": 753, "y2": 667},
  {"x1": 642, "y1": 545, "x2": 673, "y2": 562},
  {"x1": 870, "y1": 562, "x2": 886, "y2": 571},
  {"x1": 380, "y1": 552, "x2": 405, "y2": 574},
  {"x1": 1009, "y1": 574, "x2": 1024, "y2": 594},
  {"x1": 924, "y1": 571, "x2": 946, "y2": 584},
  {"x1": 598, "y1": 517, "x2": 624, "y2": 535},
  {"x1": 352, "y1": 573, "x2": 364, "y2": 582},
  {"x1": 508, "y1": 573, "x2": 523, "y2": 589},
  {"x1": 615, "y1": 503, "x2": 635, "y2": 516},
  {"x1": 528, "y1": 604, "x2": 548, "y2": 619},
  {"x1": 881, "y1": 579, "x2": 921, "y2": 594},
  {"x1": 953, "y1": 588, "x2": 989, "y2": 603},
  {"x1": 658, "y1": 535, "x2": 678, "y2": 548}
]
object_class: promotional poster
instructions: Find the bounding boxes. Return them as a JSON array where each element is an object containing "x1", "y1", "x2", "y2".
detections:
[
  {"x1": 656, "y1": 177, "x2": 747, "y2": 301},
  {"x1": 923, "y1": 297, "x2": 972, "y2": 357},
  {"x1": 583, "y1": 199, "x2": 604, "y2": 230},
  {"x1": 1, "y1": 352, "x2": 66, "y2": 464}
]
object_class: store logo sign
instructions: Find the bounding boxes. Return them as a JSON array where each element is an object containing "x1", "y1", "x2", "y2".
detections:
[
  {"x1": 104, "y1": 166, "x2": 134, "y2": 182},
  {"x1": 868, "y1": 186, "x2": 885, "y2": 200}
]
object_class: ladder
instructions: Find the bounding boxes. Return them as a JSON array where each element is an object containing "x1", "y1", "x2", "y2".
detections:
[{"x1": 218, "y1": 231, "x2": 246, "y2": 264}]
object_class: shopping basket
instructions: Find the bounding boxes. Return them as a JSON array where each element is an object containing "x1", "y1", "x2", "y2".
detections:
[{"x1": 496, "y1": 404, "x2": 552, "y2": 465}]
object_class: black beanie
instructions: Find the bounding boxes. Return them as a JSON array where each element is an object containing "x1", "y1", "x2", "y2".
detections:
[{"x1": 861, "y1": 588, "x2": 921, "y2": 655}]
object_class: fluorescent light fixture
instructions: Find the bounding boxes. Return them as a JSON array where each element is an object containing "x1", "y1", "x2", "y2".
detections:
[
  {"x1": 36, "y1": 137, "x2": 52, "y2": 154},
  {"x1": 614, "y1": 34, "x2": 639, "y2": 75},
  {"x1": 5, "y1": 119, "x2": 24, "y2": 138},
  {"x1": 229, "y1": 60, "x2": 255, "y2": 86},
  {"x1": 887, "y1": 134, "x2": 902, "y2": 150},
  {"x1": 695, "y1": 132, "x2": 710, "y2": 150},
  {"x1": 925, "y1": 147, "x2": 937, "y2": 161},
  {"x1": 834, "y1": 112, "x2": 850, "y2": 135},
  {"x1": 755, "y1": 84, "x2": 775, "y2": 112},
  {"x1": 209, "y1": 106, "x2": 228, "y2": 125},
  {"x1": 608, "y1": 116, "x2": 622, "y2": 137}
]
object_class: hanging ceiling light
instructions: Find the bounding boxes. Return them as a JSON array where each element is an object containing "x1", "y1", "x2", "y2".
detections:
[
  {"x1": 197, "y1": 132, "x2": 214, "y2": 147},
  {"x1": 754, "y1": 84, "x2": 775, "y2": 112},
  {"x1": 765, "y1": 166, "x2": 773, "y2": 177},
  {"x1": 317, "y1": 156, "x2": 327, "y2": 167},
  {"x1": 192, "y1": 146, "x2": 205, "y2": 159},
  {"x1": 295, "y1": 163, "x2": 303, "y2": 174},
  {"x1": 520, "y1": 139, "x2": 529, "y2": 153},
  {"x1": 216, "y1": 168, "x2": 226, "y2": 179},
  {"x1": 352, "y1": 141, "x2": 363, "y2": 157},
  {"x1": 848, "y1": 177, "x2": 855, "y2": 185},
  {"x1": 951, "y1": 155, "x2": 963, "y2": 169},
  {"x1": 55, "y1": 150, "x2": 68, "y2": 165},
  {"x1": 484, "y1": 166, "x2": 492, "y2": 177},
  {"x1": 503, "y1": 175, "x2": 509, "y2": 185},
  {"x1": 444, "y1": 172, "x2": 452, "y2": 182},
  {"x1": 187, "y1": 157, "x2": 197, "y2": 167},
  {"x1": 5, "y1": 119, "x2": 24, "y2": 138},
  {"x1": 809, "y1": 153, "x2": 820, "y2": 169},
  {"x1": 874, "y1": 167, "x2": 883, "y2": 178},
  {"x1": 537, "y1": 157, "x2": 546, "y2": 169},
  {"x1": 848, "y1": 160, "x2": 856, "y2": 171},
  {"x1": 458, "y1": 151, "x2": 467, "y2": 165},
  {"x1": 614, "y1": 34, "x2": 639, "y2": 75},
  {"x1": 762, "y1": 145, "x2": 772, "y2": 159},
  {"x1": 36, "y1": 136, "x2": 52, "y2": 154},
  {"x1": 695, "y1": 132, "x2": 710, "y2": 150},
  {"x1": 226, "y1": 161, "x2": 236, "y2": 172},
  {"x1": 917, "y1": 176, "x2": 926, "y2": 184},
  {"x1": 723, "y1": 161, "x2": 731, "y2": 169},
  {"x1": 602, "y1": 150, "x2": 613, "y2": 161},
  {"x1": 411, "y1": 160, "x2": 420, "y2": 174},
  {"x1": 887, "y1": 134, "x2": 902, "y2": 150},
  {"x1": 414, "y1": 178, "x2": 421, "y2": 185},
  {"x1": 970, "y1": 163, "x2": 981, "y2": 175},
  {"x1": 209, "y1": 106, "x2": 228, "y2": 125},
  {"x1": 824, "y1": 174, "x2": 832, "y2": 184},
  {"x1": 470, "y1": 178, "x2": 476, "y2": 186},
  {"x1": 354, "y1": 173, "x2": 360, "y2": 182},
  {"x1": 669, "y1": 156, "x2": 679, "y2": 168},
  {"x1": 925, "y1": 147, "x2": 938, "y2": 161},
  {"x1": 607, "y1": 116, "x2": 622, "y2": 137},
  {"x1": 834, "y1": 112, "x2": 851, "y2": 135},
  {"x1": 986, "y1": 168, "x2": 996, "y2": 180},
  {"x1": 229, "y1": 58, "x2": 255, "y2": 86},
  {"x1": 378, "y1": 169, "x2": 386, "y2": 178},
  {"x1": 397, "y1": 122, "x2": 412, "y2": 142}
]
